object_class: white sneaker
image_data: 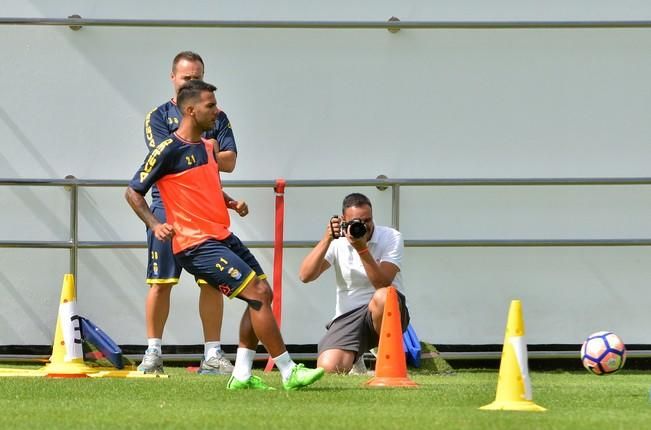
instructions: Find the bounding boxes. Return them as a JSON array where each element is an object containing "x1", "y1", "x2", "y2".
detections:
[
  {"x1": 198, "y1": 350, "x2": 234, "y2": 375},
  {"x1": 348, "y1": 355, "x2": 371, "y2": 376},
  {"x1": 137, "y1": 348, "x2": 164, "y2": 374}
]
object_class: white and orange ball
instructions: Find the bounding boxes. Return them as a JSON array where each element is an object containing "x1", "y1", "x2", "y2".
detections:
[{"x1": 580, "y1": 331, "x2": 627, "y2": 375}]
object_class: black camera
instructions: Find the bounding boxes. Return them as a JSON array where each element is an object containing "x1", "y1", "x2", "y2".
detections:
[{"x1": 341, "y1": 218, "x2": 367, "y2": 239}]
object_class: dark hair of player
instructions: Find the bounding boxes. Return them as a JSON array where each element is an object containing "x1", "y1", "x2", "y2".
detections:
[{"x1": 177, "y1": 80, "x2": 217, "y2": 111}]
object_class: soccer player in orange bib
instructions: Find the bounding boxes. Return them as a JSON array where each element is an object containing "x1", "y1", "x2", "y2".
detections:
[{"x1": 126, "y1": 80, "x2": 324, "y2": 390}]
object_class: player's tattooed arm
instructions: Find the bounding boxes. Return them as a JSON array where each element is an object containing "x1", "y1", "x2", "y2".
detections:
[{"x1": 125, "y1": 187, "x2": 174, "y2": 241}]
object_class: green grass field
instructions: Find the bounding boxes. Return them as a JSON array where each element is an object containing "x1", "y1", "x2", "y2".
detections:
[{"x1": 1, "y1": 365, "x2": 649, "y2": 429}]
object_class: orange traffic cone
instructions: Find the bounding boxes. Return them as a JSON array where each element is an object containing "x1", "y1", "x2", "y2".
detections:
[
  {"x1": 480, "y1": 300, "x2": 546, "y2": 411},
  {"x1": 365, "y1": 287, "x2": 418, "y2": 388},
  {"x1": 43, "y1": 274, "x2": 97, "y2": 378}
]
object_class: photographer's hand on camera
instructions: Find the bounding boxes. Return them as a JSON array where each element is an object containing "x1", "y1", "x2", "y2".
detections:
[
  {"x1": 339, "y1": 218, "x2": 369, "y2": 253},
  {"x1": 350, "y1": 237, "x2": 368, "y2": 255},
  {"x1": 345, "y1": 227, "x2": 368, "y2": 253},
  {"x1": 328, "y1": 215, "x2": 342, "y2": 240}
]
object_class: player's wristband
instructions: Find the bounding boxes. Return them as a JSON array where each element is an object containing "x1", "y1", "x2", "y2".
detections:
[{"x1": 357, "y1": 247, "x2": 369, "y2": 256}]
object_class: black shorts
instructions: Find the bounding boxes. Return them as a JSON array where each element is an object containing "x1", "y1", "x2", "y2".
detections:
[
  {"x1": 146, "y1": 206, "x2": 265, "y2": 287},
  {"x1": 317, "y1": 291, "x2": 409, "y2": 360},
  {"x1": 175, "y1": 236, "x2": 266, "y2": 298}
]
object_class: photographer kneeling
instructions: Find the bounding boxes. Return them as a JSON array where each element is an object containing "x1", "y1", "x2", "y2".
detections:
[{"x1": 299, "y1": 193, "x2": 409, "y2": 374}]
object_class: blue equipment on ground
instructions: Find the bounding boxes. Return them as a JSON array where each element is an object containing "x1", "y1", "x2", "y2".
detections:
[
  {"x1": 80, "y1": 317, "x2": 124, "y2": 369},
  {"x1": 402, "y1": 323, "x2": 421, "y2": 367}
]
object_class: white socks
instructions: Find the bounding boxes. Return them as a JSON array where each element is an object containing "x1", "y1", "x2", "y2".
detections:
[
  {"x1": 204, "y1": 341, "x2": 222, "y2": 360},
  {"x1": 232, "y1": 348, "x2": 256, "y2": 381},
  {"x1": 273, "y1": 351, "x2": 296, "y2": 381},
  {"x1": 221, "y1": 348, "x2": 298, "y2": 382},
  {"x1": 147, "y1": 338, "x2": 162, "y2": 355}
]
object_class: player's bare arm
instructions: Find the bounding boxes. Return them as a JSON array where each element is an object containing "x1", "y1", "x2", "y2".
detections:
[
  {"x1": 208, "y1": 138, "x2": 236, "y2": 173},
  {"x1": 222, "y1": 190, "x2": 248, "y2": 217},
  {"x1": 125, "y1": 187, "x2": 174, "y2": 241},
  {"x1": 217, "y1": 148, "x2": 237, "y2": 173}
]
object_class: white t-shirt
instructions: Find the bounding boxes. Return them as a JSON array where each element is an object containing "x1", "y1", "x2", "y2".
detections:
[{"x1": 324, "y1": 225, "x2": 405, "y2": 319}]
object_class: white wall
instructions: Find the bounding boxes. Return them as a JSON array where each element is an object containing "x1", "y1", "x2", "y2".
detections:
[{"x1": 2, "y1": 1, "x2": 651, "y2": 348}]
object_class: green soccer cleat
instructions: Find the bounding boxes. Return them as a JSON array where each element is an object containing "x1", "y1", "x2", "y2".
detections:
[
  {"x1": 226, "y1": 375, "x2": 276, "y2": 390},
  {"x1": 283, "y1": 364, "x2": 325, "y2": 391}
]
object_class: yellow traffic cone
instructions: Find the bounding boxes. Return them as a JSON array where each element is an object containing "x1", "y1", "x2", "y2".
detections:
[
  {"x1": 43, "y1": 274, "x2": 97, "y2": 378},
  {"x1": 480, "y1": 300, "x2": 546, "y2": 412}
]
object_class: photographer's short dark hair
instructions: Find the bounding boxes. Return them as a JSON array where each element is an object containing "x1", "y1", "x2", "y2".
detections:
[
  {"x1": 177, "y1": 80, "x2": 217, "y2": 111},
  {"x1": 342, "y1": 193, "x2": 372, "y2": 213}
]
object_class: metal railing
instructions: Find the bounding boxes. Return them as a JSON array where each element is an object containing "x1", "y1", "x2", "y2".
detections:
[
  {"x1": 3, "y1": 17, "x2": 651, "y2": 30},
  {"x1": 4, "y1": 176, "x2": 651, "y2": 282}
]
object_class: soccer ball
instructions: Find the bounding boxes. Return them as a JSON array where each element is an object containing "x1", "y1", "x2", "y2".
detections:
[{"x1": 580, "y1": 331, "x2": 626, "y2": 375}]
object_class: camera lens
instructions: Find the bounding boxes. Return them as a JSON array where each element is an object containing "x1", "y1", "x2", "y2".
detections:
[{"x1": 348, "y1": 221, "x2": 367, "y2": 238}]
